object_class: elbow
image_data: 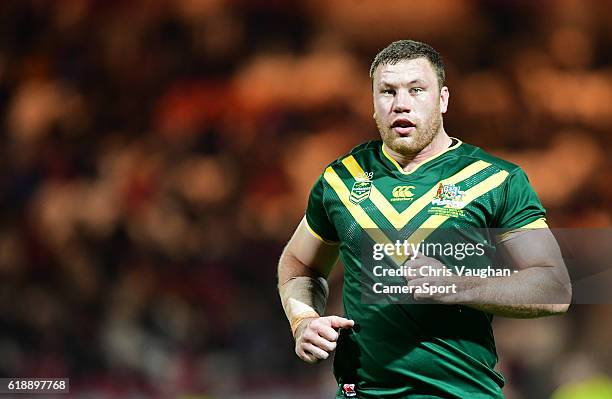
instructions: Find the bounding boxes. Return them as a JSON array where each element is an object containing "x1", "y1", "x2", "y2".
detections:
[
  {"x1": 548, "y1": 302, "x2": 570, "y2": 315},
  {"x1": 555, "y1": 282, "x2": 572, "y2": 314},
  {"x1": 545, "y1": 277, "x2": 572, "y2": 315},
  {"x1": 546, "y1": 285, "x2": 572, "y2": 315}
]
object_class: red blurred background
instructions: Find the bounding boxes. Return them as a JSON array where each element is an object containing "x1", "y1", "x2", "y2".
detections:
[{"x1": 0, "y1": 0, "x2": 610, "y2": 398}]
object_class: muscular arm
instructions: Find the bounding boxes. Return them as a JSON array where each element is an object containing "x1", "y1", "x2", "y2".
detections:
[
  {"x1": 278, "y1": 218, "x2": 339, "y2": 288},
  {"x1": 278, "y1": 218, "x2": 353, "y2": 363},
  {"x1": 406, "y1": 228, "x2": 572, "y2": 318}
]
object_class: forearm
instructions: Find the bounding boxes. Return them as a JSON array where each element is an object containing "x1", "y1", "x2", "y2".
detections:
[
  {"x1": 434, "y1": 268, "x2": 571, "y2": 318},
  {"x1": 278, "y1": 251, "x2": 329, "y2": 335},
  {"x1": 468, "y1": 302, "x2": 566, "y2": 318}
]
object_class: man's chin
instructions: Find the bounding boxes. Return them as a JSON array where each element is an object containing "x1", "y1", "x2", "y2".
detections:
[{"x1": 386, "y1": 136, "x2": 422, "y2": 154}]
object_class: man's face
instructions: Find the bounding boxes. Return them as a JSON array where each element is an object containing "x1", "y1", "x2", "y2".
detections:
[{"x1": 372, "y1": 58, "x2": 449, "y2": 155}]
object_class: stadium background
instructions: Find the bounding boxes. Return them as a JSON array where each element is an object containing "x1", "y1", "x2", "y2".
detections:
[{"x1": 0, "y1": 0, "x2": 610, "y2": 398}]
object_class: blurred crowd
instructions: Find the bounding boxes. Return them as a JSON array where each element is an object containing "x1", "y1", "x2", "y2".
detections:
[{"x1": 0, "y1": 0, "x2": 610, "y2": 398}]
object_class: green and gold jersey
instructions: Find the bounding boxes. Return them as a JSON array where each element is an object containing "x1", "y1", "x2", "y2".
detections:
[{"x1": 305, "y1": 138, "x2": 547, "y2": 399}]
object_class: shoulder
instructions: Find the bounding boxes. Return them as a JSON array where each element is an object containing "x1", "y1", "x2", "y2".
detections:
[
  {"x1": 325, "y1": 140, "x2": 382, "y2": 168},
  {"x1": 453, "y1": 140, "x2": 522, "y2": 175}
]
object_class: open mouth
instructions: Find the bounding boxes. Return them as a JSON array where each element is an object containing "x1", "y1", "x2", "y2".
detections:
[{"x1": 391, "y1": 119, "x2": 416, "y2": 136}]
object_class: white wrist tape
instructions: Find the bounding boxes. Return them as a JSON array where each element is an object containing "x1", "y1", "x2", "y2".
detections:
[{"x1": 279, "y1": 276, "x2": 329, "y2": 337}]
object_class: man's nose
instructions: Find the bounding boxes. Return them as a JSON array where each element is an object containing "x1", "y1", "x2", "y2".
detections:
[{"x1": 393, "y1": 89, "x2": 412, "y2": 113}]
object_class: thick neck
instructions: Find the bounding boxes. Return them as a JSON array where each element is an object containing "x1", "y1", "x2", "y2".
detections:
[{"x1": 386, "y1": 130, "x2": 452, "y2": 173}]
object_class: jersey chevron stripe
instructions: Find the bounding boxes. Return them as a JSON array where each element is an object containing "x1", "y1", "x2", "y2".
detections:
[
  {"x1": 394, "y1": 170, "x2": 511, "y2": 265},
  {"x1": 323, "y1": 166, "x2": 394, "y2": 247},
  {"x1": 325, "y1": 165, "x2": 508, "y2": 267},
  {"x1": 341, "y1": 156, "x2": 491, "y2": 229}
]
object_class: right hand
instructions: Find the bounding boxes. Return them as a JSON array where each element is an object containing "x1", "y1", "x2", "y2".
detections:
[{"x1": 294, "y1": 315, "x2": 354, "y2": 364}]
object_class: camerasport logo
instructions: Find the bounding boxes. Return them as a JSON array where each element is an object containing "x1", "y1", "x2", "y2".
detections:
[{"x1": 342, "y1": 383, "x2": 357, "y2": 397}]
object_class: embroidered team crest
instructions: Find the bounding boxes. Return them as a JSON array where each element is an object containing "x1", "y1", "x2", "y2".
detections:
[
  {"x1": 342, "y1": 383, "x2": 357, "y2": 397},
  {"x1": 349, "y1": 181, "x2": 371, "y2": 204},
  {"x1": 431, "y1": 182, "x2": 465, "y2": 208}
]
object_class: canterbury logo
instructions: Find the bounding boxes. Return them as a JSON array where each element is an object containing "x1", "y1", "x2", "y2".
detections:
[{"x1": 392, "y1": 185, "x2": 415, "y2": 200}]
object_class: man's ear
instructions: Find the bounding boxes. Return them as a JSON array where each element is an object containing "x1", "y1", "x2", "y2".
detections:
[{"x1": 440, "y1": 86, "x2": 449, "y2": 114}]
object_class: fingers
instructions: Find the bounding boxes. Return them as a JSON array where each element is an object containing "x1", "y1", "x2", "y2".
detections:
[
  {"x1": 317, "y1": 324, "x2": 339, "y2": 341},
  {"x1": 296, "y1": 346, "x2": 318, "y2": 364},
  {"x1": 303, "y1": 343, "x2": 331, "y2": 360},
  {"x1": 403, "y1": 259, "x2": 428, "y2": 281},
  {"x1": 295, "y1": 315, "x2": 353, "y2": 364},
  {"x1": 295, "y1": 337, "x2": 332, "y2": 364},
  {"x1": 404, "y1": 256, "x2": 447, "y2": 282},
  {"x1": 406, "y1": 277, "x2": 428, "y2": 300},
  {"x1": 302, "y1": 318, "x2": 339, "y2": 351},
  {"x1": 326, "y1": 316, "x2": 354, "y2": 329},
  {"x1": 309, "y1": 333, "x2": 337, "y2": 352}
]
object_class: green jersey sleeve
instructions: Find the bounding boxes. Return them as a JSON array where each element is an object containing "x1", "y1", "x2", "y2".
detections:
[
  {"x1": 305, "y1": 175, "x2": 339, "y2": 243},
  {"x1": 495, "y1": 168, "x2": 547, "y2": 229}
]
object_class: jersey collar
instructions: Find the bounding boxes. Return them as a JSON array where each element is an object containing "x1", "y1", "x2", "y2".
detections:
[{"x1": 381, "y1": 137, "x2": 462, "y2": 175}]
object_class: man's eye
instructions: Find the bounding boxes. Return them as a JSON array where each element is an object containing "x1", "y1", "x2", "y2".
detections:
[
  {"x1": 410, "y1": 87, "x2": 424, "y2": 94},
  {"x1": 382, "y1": 89, "x2": 395, "y2": 95}
]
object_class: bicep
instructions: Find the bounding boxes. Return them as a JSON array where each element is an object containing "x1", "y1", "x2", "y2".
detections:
[
  {"x1": 497, "y1": 228, "x2": 572, "y2": 305},
  {"x1": 498, "y1": 228, "x2": 564, "y2": 271},
  {"x1": 279, "y1": 217, "x2": 339, "y2": 283}
]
